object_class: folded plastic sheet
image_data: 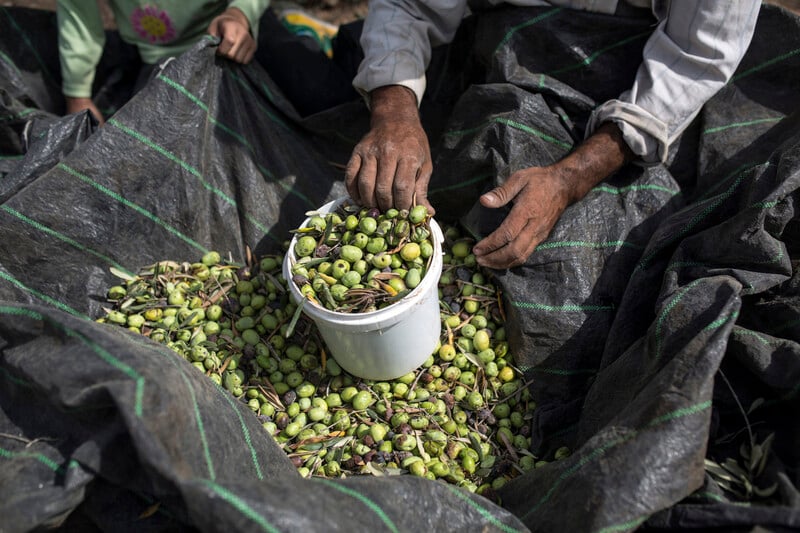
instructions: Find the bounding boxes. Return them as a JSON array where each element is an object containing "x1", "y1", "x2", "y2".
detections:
[{"x1": 1, "y1": 4, "x2": 798, "y2": 532}]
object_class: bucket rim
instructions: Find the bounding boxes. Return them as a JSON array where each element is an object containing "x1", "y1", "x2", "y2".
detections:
[{"x1": 282, "y1": 196, "x2": 444, "y2": 327}]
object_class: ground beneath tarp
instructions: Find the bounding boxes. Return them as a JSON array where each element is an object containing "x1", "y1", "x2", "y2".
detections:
[{"x1": 1, "y1": 3, "x2": 800, "y2": 533}]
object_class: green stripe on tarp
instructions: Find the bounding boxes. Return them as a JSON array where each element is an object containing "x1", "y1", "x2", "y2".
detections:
[
  {"x1": 530, "y1": 366, "x2": 598, "y2": 376},
  {"x1": 521, "y1": 400, "x2": 712, "y2": 521},
  {"x1": 0, "y1": 306, "x2": 145, "y2": 416},
  {"x1": 732, "y1": 47, "x2": 800, "y2": 82},
  {"x1": 157, "y1": 74, "x2": 253, "y2": 150},
  {"x1": 216, "y1": 382, "x2": 265, "y2": 480},
  {"x1": 704, "y1": 117, "x2": 782, "y2": 135},
  {"x1": 0, "y1": 48, "x2": 22, "y2": 78},
  {"x1": 0, "y1": 365, "x2": 33, "y2": 387},
  {"x1": 159, "y1": 73, "x2": 317, "y2": 209},
  {"x1": 0, "y1": 205, "x2": 134, "y2": 277},
  {"x1": 535, "y1": 240, "x2": 641, "y2": 251},
  {"x1": 0, "y1": 7, "x2": 55, "y2": 82},
  {"x1": 545, "y1": 31, "x2": 652, "y2": 77},
  {"x1": 511, "y1": 301, "x2": 614, "y2": 312},
  {"x1": 0, "y1": 271, "x2": 88, "y2": 319},
  {"x1": 106, "y1": 118, "x2": 278, "y2": 238},
  {"x1": 493, "y1": 8, "x2": 564, "y2": 55},
  {"x1": 0, "y1": 108, "x2": 37, "y2": 123},
  {"x1": 653, "y1": 279, "x2": 701, "y2": 364},
  {"x1": 446, "y1": 484, "x2": 527, "y2": 533},
  {"x1": 58, "y1": 162, "x2": 210, "y2": 254},
  {"x1": 198, "y1": 479, "x2": 281, "y2": 533},
  {"x1": 637, "y1": 162, "x2": 766, "y2": 270},
  {"x1": 313, "y1": 478, "x2": 400, "y2": 533},
  {"x1": 445, "y1": 117, "x2": 573, "y2": 150},
  {"x1": 593, "y1": 183, "x2": 679, "y2": 196},
  {"x1": 0, "y1": 446, "x2": 65, "y2": 473},
  {"x1": 226, "y1": 71, "x2": 291, "y2": 131},
  {"x1": 125, "y1": 333, "x2": 217, "y2": 480}
]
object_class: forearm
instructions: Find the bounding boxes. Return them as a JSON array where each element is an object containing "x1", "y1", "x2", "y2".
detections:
[{"x1": 557, "y1": 122, "x2": 634, "y2": 203}]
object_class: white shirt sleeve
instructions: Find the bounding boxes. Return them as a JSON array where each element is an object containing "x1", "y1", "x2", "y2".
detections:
[
  {"x1": 586, "y1": 1, "x2": 761, "y2": 164},
  {"x1": 354, "y1": 1, "x2": 761, "y2": 164},
  {"x1": 352, "y1": 0, "x2": 469, "y2": 106}
]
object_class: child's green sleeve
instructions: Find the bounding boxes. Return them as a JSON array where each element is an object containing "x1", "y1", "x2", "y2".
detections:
[{"x1": 57, "y1": 0, "x2": 106, "y2": 98}]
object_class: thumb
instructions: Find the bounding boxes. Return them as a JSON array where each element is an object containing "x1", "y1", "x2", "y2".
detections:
[{"x1": 480, "y1": 174, "x2": 525, "y2": 208}]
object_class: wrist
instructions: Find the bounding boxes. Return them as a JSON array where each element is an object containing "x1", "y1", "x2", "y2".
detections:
[
  {"x1": 369, "y1": 85, "x2": 419, "y2": 126},
  {"x1": 224, "y1": 7, "x2": 250, "y2": 30},
  {"x1": 555, "y1": 122, "x2": 633, "y2": 203},
  {"x1": 64, "y1": 96, "x2": 93, "y2": 112}
]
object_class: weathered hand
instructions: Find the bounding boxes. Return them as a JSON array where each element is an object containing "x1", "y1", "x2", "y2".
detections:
[
  {"x1": 65, "y1": 96, "x2": 104, "y2": 126},
  {"x1": 472, "y1": 166, "x2": 572, "y2": 269},
  {"x1": 345, "y1": 85, "x2": 435, "y2": 213},
  {"x1": 472, "y1": 122, "x2": 635, "y2": 269},
  {"x1": 207, "y1": 8, "x2": 256, "y2": 64}
]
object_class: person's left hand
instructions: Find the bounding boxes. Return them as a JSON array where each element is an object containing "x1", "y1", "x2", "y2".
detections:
[
  {"x1": 207, "y1": 7, "x2": 256, "y2": 64},
  {"x1": 471, "y1": 122, "x2": 634, "y2": 270},
  {"x1": 471, "y1": 166, "x2": 572, "y2": 269}
]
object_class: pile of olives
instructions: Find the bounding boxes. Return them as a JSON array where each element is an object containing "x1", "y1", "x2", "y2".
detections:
[
  {"x1": 290, "y1": 202, "x2": 436, "y2": 313},
  {"x1": 99, "y1": 223, "x2": 569, "y2": 500}
]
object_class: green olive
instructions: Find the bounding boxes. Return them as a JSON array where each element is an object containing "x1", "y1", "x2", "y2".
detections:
[
  {"x1": 408, "y1": 205, "x2": 428, "y2": 224},
  {"x1": 295, "y1": 235, "x2": 317, "y2": 258},
  {"x1": 358, "y1": 216, "x2": 377, "y2": 235}
]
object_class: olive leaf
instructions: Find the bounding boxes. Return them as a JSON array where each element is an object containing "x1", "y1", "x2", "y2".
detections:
[
  {"x1": 747, "y1": 397, "x2": 764, "y2": 414},
  {"x1": 704, "y1": 459, "x2": 738, "y2": 483},
  {"x1": 752, "y1": 482, "x2": 778, "y2": 498},
  {"x1": 109, "y1": 266, "x2": 138, "y2": 281}
]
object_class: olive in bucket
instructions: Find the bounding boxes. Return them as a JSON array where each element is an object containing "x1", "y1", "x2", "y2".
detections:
[{"x1": 282, "y1": 197, "x2": 443, "y2": 380}]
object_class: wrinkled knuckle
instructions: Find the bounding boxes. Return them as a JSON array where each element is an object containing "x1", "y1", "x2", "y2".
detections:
[
  {"x1": 393, "y1": 180, "x2": 412, "y2": 195},
  {"x1": 375, "y1": 182, "x2": 393, "y2": 196},
  {"x1": 498, "y1": 227, "x2": 516, "y2": 243}
]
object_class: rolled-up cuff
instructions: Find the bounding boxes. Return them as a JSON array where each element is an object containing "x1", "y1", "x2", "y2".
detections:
[
  {"x1": 353, "y1": 71, "x2": 426, "y2": 110},
  {"x1": 586, "y1": 99, "x2": 668, "y2": 165}
]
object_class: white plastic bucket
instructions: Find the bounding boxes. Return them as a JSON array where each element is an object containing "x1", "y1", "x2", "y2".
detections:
[{"x1": 283, "y1": 198, "x2": 443, "y2": 381}]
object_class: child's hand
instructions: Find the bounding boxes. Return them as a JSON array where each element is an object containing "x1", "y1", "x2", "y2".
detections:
[
  {"x1": 207, "y1": 7, "x2": 257, "y2": 64},
  {"x1": 65, "y1": 96, "x2": 105, "y2": 126}
]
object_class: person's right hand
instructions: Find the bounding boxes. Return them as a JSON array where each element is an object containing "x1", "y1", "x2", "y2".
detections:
[
  {"x1": 207, "y1": 7, "x2": 256, "y2": 64},
  {"x1": 65, "y1": 96, "x2": 104, "y2": 125},
  {"x1": 345, "y1": 85, "x2": 435, "y2": 214}
]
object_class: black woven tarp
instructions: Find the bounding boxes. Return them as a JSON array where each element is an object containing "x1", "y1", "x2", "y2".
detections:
[{"x1": 1, "y1": 3, "x2": 799, "y2": 532}]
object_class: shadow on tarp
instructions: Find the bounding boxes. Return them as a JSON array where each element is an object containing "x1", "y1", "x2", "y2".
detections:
[{"x1": 1, "y1": 3, "x2": 799, "y2": 533}]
